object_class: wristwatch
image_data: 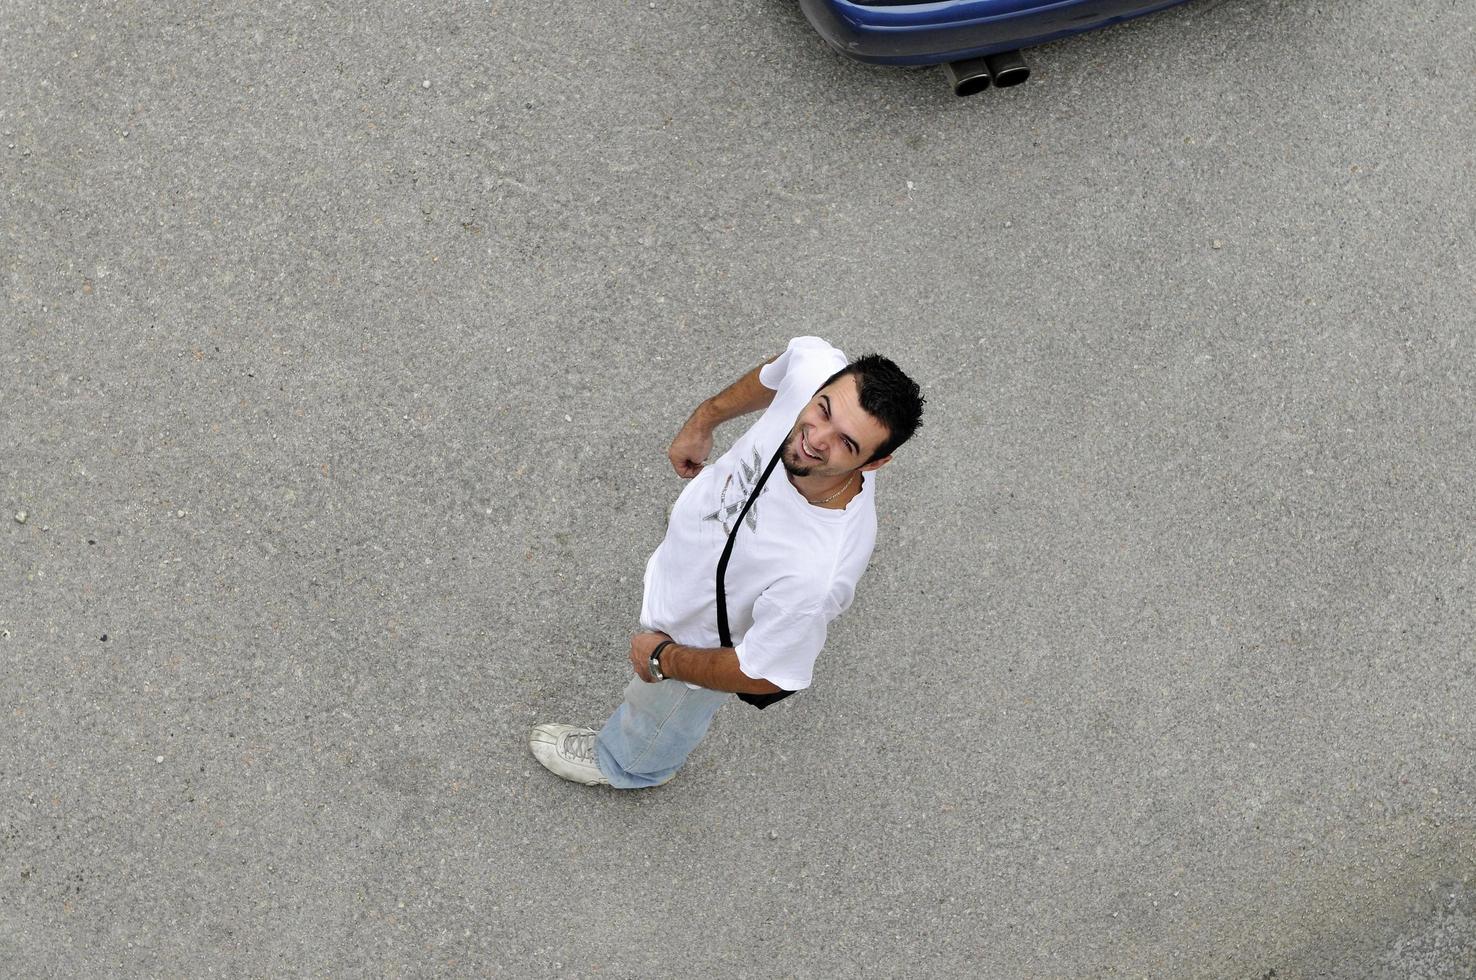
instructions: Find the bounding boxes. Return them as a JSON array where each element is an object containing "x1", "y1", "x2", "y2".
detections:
[{"x1": 649, "y1": 640, "x2": 674, "y2": 682}]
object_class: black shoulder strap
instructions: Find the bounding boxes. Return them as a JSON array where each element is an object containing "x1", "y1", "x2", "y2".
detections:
[{"x1": 717, "y1": 442, "x2": 794, "y2": 710}]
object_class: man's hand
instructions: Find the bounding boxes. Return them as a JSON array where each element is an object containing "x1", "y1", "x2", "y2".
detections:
[
  {"x1": 668, "y1": 418, "x2": 713, "y2": 479},
  {"x1": 629, "y1": 630, "x2": 673, "y2": 683},
  {"x1": 665, "y1": 356, "x2": 781, "y2": 478}
]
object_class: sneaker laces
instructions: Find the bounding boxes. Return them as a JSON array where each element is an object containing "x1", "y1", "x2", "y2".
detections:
[{"x1": 562, "y1": 730, "x2": 598, "y2": 765}]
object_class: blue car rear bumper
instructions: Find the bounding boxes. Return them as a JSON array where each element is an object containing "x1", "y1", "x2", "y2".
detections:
[{"x1": 797, "y1": 0, "x2": 1194, "y2": 65}]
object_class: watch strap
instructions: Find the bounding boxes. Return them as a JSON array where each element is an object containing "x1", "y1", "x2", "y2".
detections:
[{"x1": 649, "y1": 639, "x2": 675, "y2": 681}]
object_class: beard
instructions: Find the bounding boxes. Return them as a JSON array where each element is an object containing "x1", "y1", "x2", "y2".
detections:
[
  {"x1": 781, "y1": 455, "x2": 812, "y2": 478},
  {"x1": 781, "y1": 426, "x2": 831, "y2": 478},
  {"x1": 780, "y1": 428, "x2": 813, "y2": 477}
]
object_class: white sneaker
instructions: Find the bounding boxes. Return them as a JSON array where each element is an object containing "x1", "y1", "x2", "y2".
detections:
[{"x1": 529, "y1": 724, "x2": 610, "y2": 786}]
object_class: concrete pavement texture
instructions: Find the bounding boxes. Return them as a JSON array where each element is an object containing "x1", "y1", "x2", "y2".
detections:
[{"x1": 3, "y1": 0, "x2": 1473, "y2": 976}]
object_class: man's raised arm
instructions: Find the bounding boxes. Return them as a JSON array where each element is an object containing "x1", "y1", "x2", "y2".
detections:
[{"x1": 667, "y1": 355, "x2": 779, "y2": 478}]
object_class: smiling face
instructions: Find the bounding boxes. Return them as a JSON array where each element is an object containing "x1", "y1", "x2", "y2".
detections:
[{"x1": 781, "y1": 373, "x2": 893, "y2": 479}]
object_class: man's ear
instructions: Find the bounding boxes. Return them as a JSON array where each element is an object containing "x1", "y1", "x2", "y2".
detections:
[{"x1": 860, "y1": 454, "x2": 892, "y2": 473}]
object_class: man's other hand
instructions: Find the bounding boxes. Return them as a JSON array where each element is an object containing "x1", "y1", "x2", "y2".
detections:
[
  {"x1": 668, "y1": 422, "x2": 713, "y2": 479},
  {"x1": 629, "y1": 631, "x2": 673, "y2": 682}
]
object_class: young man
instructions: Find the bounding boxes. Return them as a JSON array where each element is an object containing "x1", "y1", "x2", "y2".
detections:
[{"x1": 529, "y1": 336, "x2": 924, "y2": 788}]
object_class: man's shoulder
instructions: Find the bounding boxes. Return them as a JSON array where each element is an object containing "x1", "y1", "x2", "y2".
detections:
[
  {"x1": 784, "y1": 335, "x2": 844, "y2": 358},
  {"x1": 782, "y1": 336, "x2": 847, "y2": 376},
  {"x1": 760, "y1": 337, "x2": 848, "y2": 397}
]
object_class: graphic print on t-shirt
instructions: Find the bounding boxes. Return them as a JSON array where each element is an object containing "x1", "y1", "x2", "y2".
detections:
[{"x1": 703, "y1": 444, "x2": 770, "y2": 536}]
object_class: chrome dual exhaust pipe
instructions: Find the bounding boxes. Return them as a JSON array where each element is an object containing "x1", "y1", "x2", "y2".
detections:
[{"x1": 941, "y1": 50, "x2": 1030, "y2": 96}]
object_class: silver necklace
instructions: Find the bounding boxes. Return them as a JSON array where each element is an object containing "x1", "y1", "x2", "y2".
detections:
[{"x1": 809, "y1": 472, "x2": 855, "y2": 507}]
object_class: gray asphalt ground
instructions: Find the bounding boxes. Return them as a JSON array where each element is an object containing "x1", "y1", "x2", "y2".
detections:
[{"x1": 3, "y1": 0, "x2": 1474, "y2": 977}]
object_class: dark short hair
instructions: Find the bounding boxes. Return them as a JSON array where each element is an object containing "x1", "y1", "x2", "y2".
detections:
[{"x1": 820, "y1": 354, "x2": 924, "y2": 462}]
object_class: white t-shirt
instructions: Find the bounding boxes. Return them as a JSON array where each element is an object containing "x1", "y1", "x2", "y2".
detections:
[{"x1": 639, "y1": 336, "x2": 878, "y2": 692}]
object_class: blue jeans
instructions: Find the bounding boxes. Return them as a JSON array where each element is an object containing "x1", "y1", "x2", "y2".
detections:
[{"x1": 596, "y1": 677, "x2": 732, "y2": 789}]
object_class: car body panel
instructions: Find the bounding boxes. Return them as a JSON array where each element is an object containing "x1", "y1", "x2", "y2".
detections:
[{"x1": 797, "y1": 0, "x2": 1196, "y2": 65}]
